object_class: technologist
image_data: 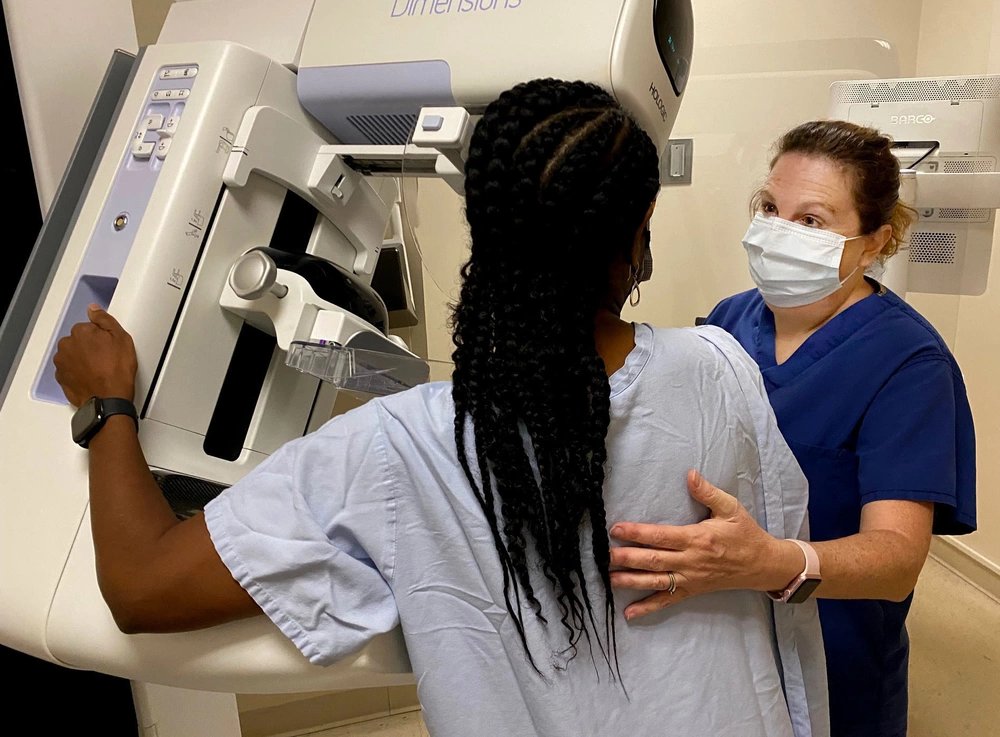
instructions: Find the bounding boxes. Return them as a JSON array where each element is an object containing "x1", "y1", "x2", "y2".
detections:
[{"x1": 609, "y1": 120, "x2": 977, "y2": 737}]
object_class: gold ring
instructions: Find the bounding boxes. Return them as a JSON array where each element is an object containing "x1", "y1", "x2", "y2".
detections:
[{"x1": 667, "y1": 571, "x2": 677, "y2": 595}]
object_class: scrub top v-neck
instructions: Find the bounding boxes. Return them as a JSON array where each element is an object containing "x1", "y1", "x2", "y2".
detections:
[
  {"x1": 752, "y1": 287, "x2": 891, "y2": 381},
  {"x1": 707, "y1": 285, "x2": 976, "y2": 737}
]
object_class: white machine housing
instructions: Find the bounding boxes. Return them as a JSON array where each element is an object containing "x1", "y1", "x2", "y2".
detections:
[
  {"x1": 0, "y1": 0, "x2": 693, "y2": 695},
  {"x1": 298, "y1": 0, "x2": 692, "y2": 164},
  {"x1": 0, "y1": 41, "x2": 413, "y2": 692},
  {"x1": 830, "y1": 75, "x2": 1000, "y2": 296}
]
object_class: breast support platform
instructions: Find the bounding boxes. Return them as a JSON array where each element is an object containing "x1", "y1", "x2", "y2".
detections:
[{"x1": 0, "y1": 0, "x2": 692, "y2": 693}]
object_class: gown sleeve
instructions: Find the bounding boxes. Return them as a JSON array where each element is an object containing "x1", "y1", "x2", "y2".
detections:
[{"x1": 204, "y1": 399, "x2": 400, "y2": 665}]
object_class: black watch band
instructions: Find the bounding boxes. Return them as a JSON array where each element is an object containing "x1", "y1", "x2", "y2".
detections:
[{"x1": 72, "y1": 396, "x2": 139, "y2": 448}]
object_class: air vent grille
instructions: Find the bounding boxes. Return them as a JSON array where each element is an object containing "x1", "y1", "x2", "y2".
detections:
[
  {"x1": 831, "y1": 76, "x2": 1000, "y2": 103},
  {"x1": 347, "y1": 113, "x2": 418, "y2": 145},
  {"x1": 909, "y1": 232, "x2": 958, "y2": 264},
  {"x1": 935, "y1": 208, "x2": 991, "y2": 220},
  {"x1": 941, "y1": 159, "x2": 995, "y2": 173}
]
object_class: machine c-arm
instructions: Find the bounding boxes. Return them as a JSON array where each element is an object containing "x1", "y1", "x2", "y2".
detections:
[{"x1": 216, "y1": 105, "x2": 473, "y2": 390}]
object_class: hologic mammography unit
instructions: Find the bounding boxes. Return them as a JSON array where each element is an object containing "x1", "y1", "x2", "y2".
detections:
[{"x1": 0, "y1": 0, "x2": 693, "y2": 697}]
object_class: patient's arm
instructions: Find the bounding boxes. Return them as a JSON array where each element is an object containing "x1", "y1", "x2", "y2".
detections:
[
  {"x1": 88, "y1": 417, "x2": 260, "y2": 632},
  {"x1": 54, "y1": 306, "x2": 259, "y2": 633}
]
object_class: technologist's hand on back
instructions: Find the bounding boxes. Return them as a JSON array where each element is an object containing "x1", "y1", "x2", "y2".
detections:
[
  {"x1": 53, "y1": 304, "x2": 138, "y2": 407},
  {"x1": 609, "y1": 470, "x2": 800, "y2": 618}
]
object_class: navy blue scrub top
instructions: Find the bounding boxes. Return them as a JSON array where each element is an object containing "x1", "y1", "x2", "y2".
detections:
[{"x1": 707, "y1": 284, "x2": 976, "y2": 737}]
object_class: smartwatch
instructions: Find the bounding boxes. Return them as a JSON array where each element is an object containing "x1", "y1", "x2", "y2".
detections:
[
  {"x1": 71, "y1": 396, "x2": 138, "y2": 448},
  {"x1": 768, "y1": 539, "x2": 822, "y2": 604}
]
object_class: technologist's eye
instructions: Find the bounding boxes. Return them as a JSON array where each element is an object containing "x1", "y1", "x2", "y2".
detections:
[
  {"x1": 800, "y1": 215, "x2": 822, "y2": 228},
  {"x1": 760, "y1": 202, "x2": 778, "y2": 215}
]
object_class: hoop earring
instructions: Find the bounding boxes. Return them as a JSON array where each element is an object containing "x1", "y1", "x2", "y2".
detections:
[{"x1": 628, "y1": 265, "x2": 641, "y2": 307}]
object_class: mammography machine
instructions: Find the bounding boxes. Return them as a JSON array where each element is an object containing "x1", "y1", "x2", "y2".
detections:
[{"x1": 0, "y1": 0, "x2": 693, "y2": 699}]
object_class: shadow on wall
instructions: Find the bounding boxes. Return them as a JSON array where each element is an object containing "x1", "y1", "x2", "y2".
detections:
[{"x1": 131, "y1": 0, "x2": 174, "y2": 46}]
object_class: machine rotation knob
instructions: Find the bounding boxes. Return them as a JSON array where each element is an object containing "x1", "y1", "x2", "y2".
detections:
[{"x1": 228, "y1": 250, "x2": 288, "y2": 300}]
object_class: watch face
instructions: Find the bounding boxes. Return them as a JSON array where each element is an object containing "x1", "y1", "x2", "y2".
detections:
[
  {"x1": 71, "y1": 397, "x2": 101, "y2": 444},
  {"x1": 787, "y1": 577, "x2": 822, "y2": 604}
]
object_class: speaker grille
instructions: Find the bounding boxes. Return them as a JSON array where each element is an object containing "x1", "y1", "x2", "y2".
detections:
[
  {"x1": 347, "y1": 113, "x2": 418, "y2": 145},
  {"x1": 909, "y1": 232, "x2": 958, "y2": 264},
  {"x1": 831, "y1": 76, "x2": 1000, "y2": 104}
]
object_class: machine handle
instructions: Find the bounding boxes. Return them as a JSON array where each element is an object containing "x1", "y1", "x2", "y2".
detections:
[{"x1": 228, "y1": 251, "x2": 288, "y2": 300}]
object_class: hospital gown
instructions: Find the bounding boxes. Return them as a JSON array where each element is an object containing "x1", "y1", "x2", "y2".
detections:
[{"x1": 205, "y1": 324, "x2": 830, "y2": 737}]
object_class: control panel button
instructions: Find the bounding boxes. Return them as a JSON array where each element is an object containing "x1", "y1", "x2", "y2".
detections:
[
  {"x1": 159, "y1": 116, "x2": 181, "y2": 137},
  {"x1": 159, "y1": 67, "x2": 198, "y2": 80},
  {"x1": 141, "y1": 114, "x2": 164, "y2": 131},
  {"x1": 421, "y1": 115, "x2": 445, "y2": 132},
  {"x1": 132, "y1": 129, "x2": 147, "y2": 144},
  {"x1": 131, "y1": 141, "x2": 155, "y2": 159},
  {"x1": 152, "y1": 89, "x2": 190, "y2": 101},
  {"x1": 155, "y1": 138, "x2": 172, "y2": 160}
]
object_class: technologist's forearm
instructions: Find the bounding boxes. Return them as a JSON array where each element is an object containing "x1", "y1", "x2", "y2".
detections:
[
  {"x1": 87, "y1": 415, "x2": 181, "y2": 607},
  {"x1": 808, "y1": 530, "x2": 928, "y2": 602}
]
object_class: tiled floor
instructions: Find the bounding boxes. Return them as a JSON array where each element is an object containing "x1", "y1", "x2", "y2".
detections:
[{"x1": 304, "y1": 555, "x2": 999, "y2": 737}]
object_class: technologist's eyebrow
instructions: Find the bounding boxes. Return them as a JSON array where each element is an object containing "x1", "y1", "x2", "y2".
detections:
[
  {"x1": 762, "y1": 190, "x2": 838, "y2": 217},
  {"x1": 800, "y1": 200, "x2": 837, "y2": 215}
]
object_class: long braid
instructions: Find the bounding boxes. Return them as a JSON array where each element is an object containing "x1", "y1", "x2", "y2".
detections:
[{"x1": 452, "y1": 79, "x2": 660, "y2": 677}]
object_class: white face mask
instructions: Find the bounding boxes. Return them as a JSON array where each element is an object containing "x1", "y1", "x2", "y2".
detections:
[
  {"x1": 741, "y1": 213, "x2": 864, "y2": 308},
  {"x1": 865, "y1": 258, "x2": 886, "y2": 283}
]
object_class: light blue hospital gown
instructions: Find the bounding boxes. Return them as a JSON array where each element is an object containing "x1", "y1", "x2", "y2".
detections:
[{"x1": 205, "y1": 324, "x2": 829, "y2": 737}]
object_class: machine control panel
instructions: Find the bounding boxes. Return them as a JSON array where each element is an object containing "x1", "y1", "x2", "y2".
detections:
[
  {"x1": 129, "y1": 65, "x2": 196, "y2": 165},
  {"x1": 32, "y1": 63, "x2": 200, "y2": 404}
]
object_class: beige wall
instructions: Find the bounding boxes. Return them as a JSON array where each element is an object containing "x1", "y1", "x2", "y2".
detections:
[
  {"x1": 405, "y1": 180, "x2": 468, "y2": 363},
  {"x1": 912, "y1": 0, "x2": 1000, "y2": 574},
  {"x1": 4, "y1": 0, "x2": 138, "y2": 211}
]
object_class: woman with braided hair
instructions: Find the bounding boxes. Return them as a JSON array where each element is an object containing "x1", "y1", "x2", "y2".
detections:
[{"x1": 53, "y1": 78, "x2": 828, "y2": 736}]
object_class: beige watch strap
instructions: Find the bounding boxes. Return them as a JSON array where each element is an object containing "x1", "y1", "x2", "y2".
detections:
[{"x1": 789, "y1": 538, "x2": 820, "y2": 577}]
